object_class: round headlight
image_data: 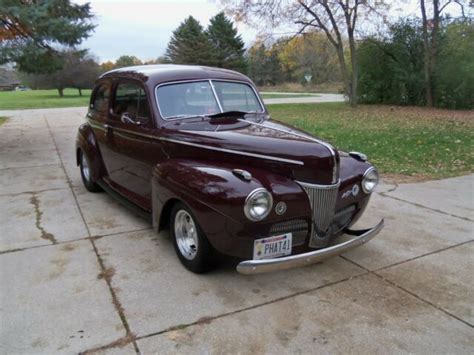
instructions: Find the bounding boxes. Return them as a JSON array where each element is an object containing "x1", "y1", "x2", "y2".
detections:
[
  {"x1": 362, "y1": 167, "x2": 379, "y2": 193},
  {"x1": 244, "y1": 188, "x2": 273, "y2": 221}
]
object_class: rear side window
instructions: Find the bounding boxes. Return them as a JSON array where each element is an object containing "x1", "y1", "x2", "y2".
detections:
[
  {"x1": 91, "y1": 84, "x2": 110, "y2": 113},
  {"x1": 113, "y1": 82, "x2": 150, "y2": 120}
]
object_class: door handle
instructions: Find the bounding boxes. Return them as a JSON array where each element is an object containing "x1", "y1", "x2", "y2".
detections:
[{"x1": 103, "y1": 124, "x2": 112, "y2": 137}]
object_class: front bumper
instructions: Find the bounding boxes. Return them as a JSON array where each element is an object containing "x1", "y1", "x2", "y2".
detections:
[{"x1": 236, "y1": 219, "x2": 384, "y2": 275}]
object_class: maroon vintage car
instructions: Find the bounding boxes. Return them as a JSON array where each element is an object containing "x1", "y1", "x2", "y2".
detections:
[{"x1": 76, "y1": 65, "x2": 383, "y2": 274}]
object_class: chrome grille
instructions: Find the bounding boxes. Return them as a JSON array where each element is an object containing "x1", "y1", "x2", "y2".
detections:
[
  {"x1": 270, "y1": 219, "x2": 308, "y2": 246},
  {"x1": 298, "y1": 180, "x2": 340, "y2": 248}
]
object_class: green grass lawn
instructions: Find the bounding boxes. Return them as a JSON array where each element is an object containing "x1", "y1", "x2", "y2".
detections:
[
  {"x1": 268, "y1": 103, "x2": 474, "y2": 179},
  {"x1": 0, "y1": 89, "x2": 91, "y2": 110}
]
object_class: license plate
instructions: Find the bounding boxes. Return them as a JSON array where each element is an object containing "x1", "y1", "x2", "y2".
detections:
[{"x1": 253, "y1": 233, "x2": 292, "y2": 260}]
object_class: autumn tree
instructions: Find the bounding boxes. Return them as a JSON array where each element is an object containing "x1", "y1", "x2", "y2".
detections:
[
  {"x1": 221, "y1": 0, "x2": 388, "y2": 106},
  {"x1": 418, "y1": 0, "x2": 470, "y2": 106},
  {"x1": 100, "y1": 61, "x2": 115, "y2": 73},
  {"x1": 115, "y1": 55, "x2": 142, "y2": 68},
  {"x1": 247, "y1": 42, "x2": 283, "y2": 85},
  {"x1": 20, "y1": 49, "x2": 99, "y2": 96},
  {"x1": 277, "y1": 32, "x2": 340, "y2": 84},
  {"x1": 0, "y1": 0, "x2": 95, "y2": 73}
]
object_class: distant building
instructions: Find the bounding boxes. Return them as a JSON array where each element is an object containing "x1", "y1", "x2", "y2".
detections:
[{"x1": 0, "y1": 65, "x2": 21, "y2": 91}]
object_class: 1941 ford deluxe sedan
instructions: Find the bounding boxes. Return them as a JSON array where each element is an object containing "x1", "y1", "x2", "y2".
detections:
[{"x1": 76, "y1": 65, "x2": 384, "y2": 274}]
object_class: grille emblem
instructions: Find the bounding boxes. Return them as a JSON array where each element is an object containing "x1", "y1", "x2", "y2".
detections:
[{"x1": 275, "y1": 202, "x2": 287, "y2": 215}]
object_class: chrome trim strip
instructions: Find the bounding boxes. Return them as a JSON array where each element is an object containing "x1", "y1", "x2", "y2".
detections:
[
  {"x1": 240, "y1": 119, "x2": 338, "y2": 182},
  {"x1": 154, "y1": 79, "x2": 265, "y2": 121},
  {"x1": 86, "y1": 118, "x2": 304, "y2": 165},
  {"x1": 237, "y1": 219, "x2": 384, "y2": 275},
  {"x1": 88, "y1": 120, "x2": 107, "y2": 132},
  {"x1": 159, "y1": 137, "x2": 305, "y2": 166},
  {"x1": 209, "y1": 80, "x2": 224, "y2": 113}
]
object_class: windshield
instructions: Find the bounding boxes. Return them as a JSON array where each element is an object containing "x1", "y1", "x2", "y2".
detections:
[{"x1": 156, "y1": 80, "x2": 264, "y2": 119}]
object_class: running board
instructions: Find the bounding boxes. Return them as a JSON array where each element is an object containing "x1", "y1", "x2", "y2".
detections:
[{"x1": 97, "y1": 180, "x2": 152, "y2": 222}]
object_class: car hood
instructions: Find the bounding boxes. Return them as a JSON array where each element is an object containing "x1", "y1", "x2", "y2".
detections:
[{"x1": 161, "y1": 118, "x2": 339, "y2": 185}]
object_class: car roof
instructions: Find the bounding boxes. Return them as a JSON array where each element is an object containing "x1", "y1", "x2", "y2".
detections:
[{"x1": 99, "y1": 64, "x2": 252, "y2": 87}]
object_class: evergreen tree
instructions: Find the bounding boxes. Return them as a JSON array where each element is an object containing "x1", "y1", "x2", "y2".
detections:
[
  {"x1": 164, "y1": 16, "x2": 214, "y2": 65},
  {"x1": 0, "y1": 0, "x2": 95, "y2": 73},
  {"x1": 206, "y1": 12, "x2": 246, "y2": 72}
]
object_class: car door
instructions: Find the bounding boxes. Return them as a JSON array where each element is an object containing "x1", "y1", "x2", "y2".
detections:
[
  {"x1": 104, "y1": 79, "x2": 158, "y2": 209},
  {"x1": 86, "y1": 80, "x2": 118, "y2": 176}
]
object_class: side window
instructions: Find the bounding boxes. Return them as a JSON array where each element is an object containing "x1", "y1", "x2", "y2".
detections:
[
  {"x1": 91, "y1": 84, "x2": 110, "y2": 113},
  {"x1": 113, "y1": 82, "x2": 150, "y2": 122}
]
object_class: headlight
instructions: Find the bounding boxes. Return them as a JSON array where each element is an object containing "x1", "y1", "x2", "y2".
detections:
[
  {"x1": 244, "y1": 188, "x2": 273, "y2": 221},
  {"x1": 362, "y1": 167, "x2": 379, "y2": 193}
]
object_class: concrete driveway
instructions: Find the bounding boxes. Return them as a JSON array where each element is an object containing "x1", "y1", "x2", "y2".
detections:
[{"x1": 0, "y1": 107, "x2": 473, "y2": 354}]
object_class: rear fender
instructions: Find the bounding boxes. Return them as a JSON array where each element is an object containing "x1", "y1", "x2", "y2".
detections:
[{"x1": 76, "y1": 123, "x2": 106, "y2": 182}]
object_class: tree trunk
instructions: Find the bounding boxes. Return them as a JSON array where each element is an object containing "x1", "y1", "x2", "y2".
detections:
[
  {"x1": 348, "y1": 31, "x2": 358, "y2": 107},
  {"x1": 335, "y1": 46, "x2": 351, "y2": 104},
  {"x1": 57, "y1": 87, "x2": 64, "y2": 97},
  {"x1": 420, "y1": 0, "x2": 434, "y2": 107},
  {"x1": 78, "y1": 88, "x2": 82, "y2": 96}
]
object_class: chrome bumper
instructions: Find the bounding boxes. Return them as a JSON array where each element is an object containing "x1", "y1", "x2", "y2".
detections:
[{"x1": 237, "y1": 219, "x2": 384, "y2": 275}]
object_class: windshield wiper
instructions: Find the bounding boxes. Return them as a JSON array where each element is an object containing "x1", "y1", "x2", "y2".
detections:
[{"x1": 209, "y1": 111, "x2": 250, "y2": 119}]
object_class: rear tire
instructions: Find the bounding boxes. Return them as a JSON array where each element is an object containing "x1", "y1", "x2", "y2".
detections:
[
  {"x1": 79, "y1": 150, "x2": 102, "y2": 193},
  {"x1": 170, "y1": 202, "x2": 215, "y2": 273}
]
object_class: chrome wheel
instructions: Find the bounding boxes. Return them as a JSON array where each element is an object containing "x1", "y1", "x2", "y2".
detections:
[
  {"x1": 174, "y1": 210, "x2": 199, "y2": 260},
  {"x1": 81, "y1": 153, "x2": 91, "y2": 182}
]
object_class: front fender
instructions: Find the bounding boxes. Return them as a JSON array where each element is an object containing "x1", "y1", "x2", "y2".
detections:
[{"x1": 151, "y1": 159, "x2": 312, "y2": 258}]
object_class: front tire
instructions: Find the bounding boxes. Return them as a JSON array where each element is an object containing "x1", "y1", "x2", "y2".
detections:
[
  {"x1": 79, "y1": 150, "x2": 102, "y2": 193},
  {"x1": 170, "y1": 202, "x2": 215, "y2": 273}
]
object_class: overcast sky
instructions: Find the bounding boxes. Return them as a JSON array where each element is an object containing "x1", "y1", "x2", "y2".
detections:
[
  {"x1": 74, "y1": 0, "x2": 258, "y2": 63},
  {"x1": 74, "y1": 0, "x2": 468, "y2": 63}
]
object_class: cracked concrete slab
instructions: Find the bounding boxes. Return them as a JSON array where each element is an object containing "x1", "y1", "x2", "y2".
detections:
[
  {"x1": 94, "y1": 229, "x2": 365, "y2": 336},
  {"x1": 384, "y1": 174, "x2": 474, "y2": 220},
  {"x1": 0, "y1": 165, "x2": 69, "y2": 195},
  {"x1": 0, "y1": 116, "x2": 49, "y2": 130},
  {"x1": 48, "y1": 125, "x2": 82, "y2": 187},
  {"x1": 137, "y1": 273, "x2": 474, "y2": 354},
  {"x1": 375, "y1": 178, "x2": 398, "y2": 194},
  {"x1": 0, "y1": 189, "x2": 88, "y2": 252},
  {"x1": 0, "y1": 148, "x2": 60, "y2": 169},
  {"x1": 0, "y1": 240, "x2": 126, "y2": 354},
  {"x1": 0, "y1": 127, "x2": 55, "y2": 151},
  {"x1": 44, "y1": 108, "x2": 87, "y2": 128},
  {"x1": 378, "y1": 242, "x2": 474, "y2": 325},
  {"x1": 74, "y1": 186, "x2": 150, "y2": 236},
  {"x1": 341, "y1": 193, "x2": 474, "y2": 270}
]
